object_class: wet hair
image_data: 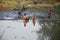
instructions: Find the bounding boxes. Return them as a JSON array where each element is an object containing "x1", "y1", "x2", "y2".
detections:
[{"x1": 24, "y1": 13, "x2": 26, "y2": 15}]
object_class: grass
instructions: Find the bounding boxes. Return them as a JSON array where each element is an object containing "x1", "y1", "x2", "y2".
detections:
[{"x1": 53, "y1": 5, "x2": 60, "y2": 17}]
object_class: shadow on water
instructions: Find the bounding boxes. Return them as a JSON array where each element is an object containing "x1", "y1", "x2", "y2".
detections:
[{"x1": 37, "y1": 19, "x2": 60, "y2": 40}]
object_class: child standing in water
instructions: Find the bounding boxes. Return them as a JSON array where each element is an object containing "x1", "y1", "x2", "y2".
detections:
[
  {"x1": 23, "y1": 13, "x2": 29, "y2": 27},
  {"x1": 18, "y1": 10, "x2": 22, "y2": 19},
  {"x1": 47, "y1": 8, "x2": 52, "y2": 19},
  {"x1": 32, "y1": 14, "x2": 36, "y2": 26}
]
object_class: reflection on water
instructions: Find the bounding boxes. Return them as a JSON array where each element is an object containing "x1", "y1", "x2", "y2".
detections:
[{"x1": 37, "y1": 19, "x2": 60, "y2": 40}]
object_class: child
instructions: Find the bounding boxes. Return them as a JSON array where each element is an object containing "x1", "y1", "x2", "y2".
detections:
[
  {"x1": 23, "y1": 13, "x2": 29, "y2": 27},
  {"x1": 32, "y1": 14, "x2": 36, "y2": 26}
]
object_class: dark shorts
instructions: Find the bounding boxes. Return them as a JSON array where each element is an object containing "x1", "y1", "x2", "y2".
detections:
[
  {"x1": 25, "y1": 18, "x2": 29, "y2": 22},
  {"x1": 33, "y1": 19, "x2": 35, "y2": 20},
  {"x1": 48, "y1": 16, "x2": 51, "y2": 19}
]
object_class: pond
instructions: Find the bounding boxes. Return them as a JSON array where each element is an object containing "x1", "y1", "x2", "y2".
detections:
[
  {"x1": 0, "y1": 10, "x2": 60, "y2": 40},
  {"x1": 0, "y1": 20, "x2": 40, "y2": 40}
]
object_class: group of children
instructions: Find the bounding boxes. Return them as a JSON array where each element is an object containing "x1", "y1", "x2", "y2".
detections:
[
  {"x1": 18, "y1": 10, "x2": 36, "y2": 27},
  {"x1": 23, "y1": 13, "x2": 36, "y2": 27},
  {"x1": 18, "y1": 8, "x2": 52, "y2": 27}
]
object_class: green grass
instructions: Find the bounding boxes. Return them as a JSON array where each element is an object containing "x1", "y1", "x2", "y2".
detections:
[{"x1": 53, "y1": 5, "x2": 60, "y2": 16}]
